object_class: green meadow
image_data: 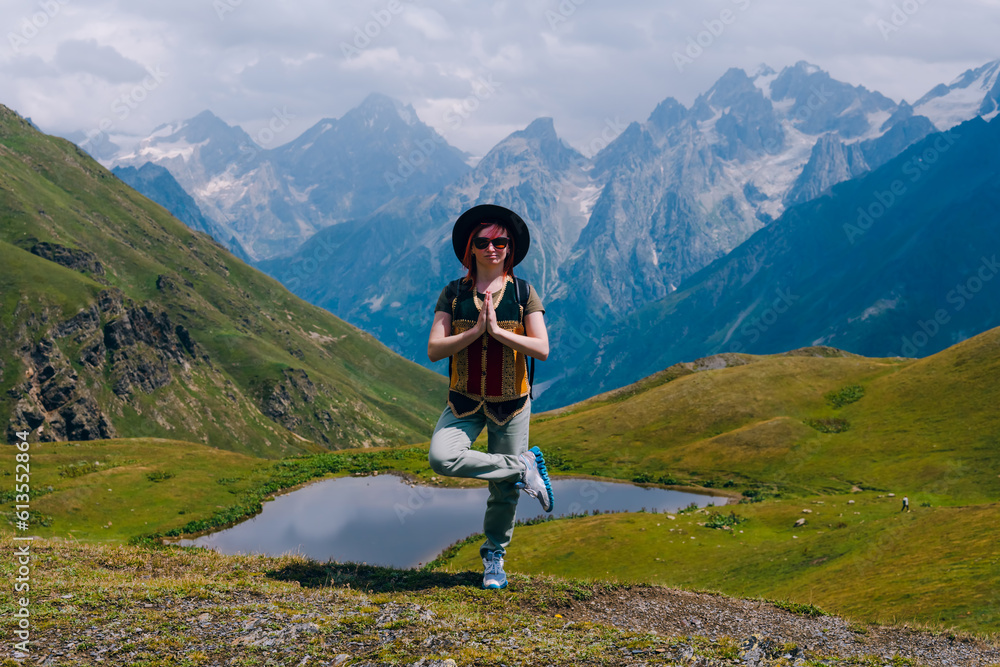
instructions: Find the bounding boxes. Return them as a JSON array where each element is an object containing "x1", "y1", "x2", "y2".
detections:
[
  {"x1": 6, "y1": 327, "x2": 1000, "y2": 637},
  {"x1": 436, "y1": 327, "x2": 1000, "y2": 635}
]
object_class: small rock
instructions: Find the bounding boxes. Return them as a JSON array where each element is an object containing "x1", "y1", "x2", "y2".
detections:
[
  {"x1": 848, "y1": 500, "x2": 855, "y2": 504},
  {"x1": 802, "y1": 509, "x2": 812, "y2": 513},
  {"x1": 888, "y1": 493, "x2": 895, "y2": 497},
  {"x1": 330, "y1": 655, "x2": 351, "y2": 667},
  {"x1": 794, "y1": 518, "x2": 806, "y2": 527}
]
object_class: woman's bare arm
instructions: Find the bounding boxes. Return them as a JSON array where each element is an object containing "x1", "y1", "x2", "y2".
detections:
[{"x1": 427, "y1": 309, "x2": 487, "y2": 362}]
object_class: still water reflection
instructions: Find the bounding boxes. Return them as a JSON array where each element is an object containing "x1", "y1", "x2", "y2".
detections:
[{"x1": 181, "y1": 475, "x2": 726, "y2": 568}]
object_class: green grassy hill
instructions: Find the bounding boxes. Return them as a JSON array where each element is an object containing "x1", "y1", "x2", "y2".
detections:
[
  {"x1": 1, "y1": 437, "x2": 434, "y2": 544},
  {"x1": 0, "y1": 105, "x2": 446, "y2": 456},
  {"x1": 6, "y1": 328, "x2": 999, "y2": 639},
  {"x1": 438, "y1": 329, "x2": 1000, "y2": 633},
  {"x1": 530, "y1": 332, "x2": 1000, "y2": 503}
]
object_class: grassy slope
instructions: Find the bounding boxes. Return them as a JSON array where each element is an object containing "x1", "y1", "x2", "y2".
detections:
[
  {"x1": 442, "y1": 497, "x2": 1000, "y2": 634},
  {"x1": 440, "y1": 329, "x2": 1000, "y2": 633},
  {"x1": 6, "y1": 437, "x2": 436, "y2": 544},
  {"x1": 0, "y1": 105, "x2": 446, "y2": 455},
  {"x1": 7, "y1": 330, "x2": 999, "y2": 636},
  {"x1": 530, "y1": 333, "x2": 1000, "y2": 503}
]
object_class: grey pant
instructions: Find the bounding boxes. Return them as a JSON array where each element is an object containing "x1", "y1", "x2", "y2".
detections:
[{"x1": 428, "y1": 400, "x2": 531, "y2": 558}]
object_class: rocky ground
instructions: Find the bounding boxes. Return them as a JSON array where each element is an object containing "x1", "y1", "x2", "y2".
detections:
[{"x1": 1, "y1": 540, "x2": 997, "y2": 667}]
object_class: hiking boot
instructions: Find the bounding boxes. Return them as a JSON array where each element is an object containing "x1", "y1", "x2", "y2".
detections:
[
  {"x1": 482, "y1": 550, "x2": 507, "y2": 589},
  {"x1": 516, "y1": 446, "x2": 554, "y2": 512}
]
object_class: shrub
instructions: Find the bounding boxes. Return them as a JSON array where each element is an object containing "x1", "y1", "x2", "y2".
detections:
[
  {"x1": 146, "y1": 471, "x2": 175, "y2": 483},
  {"x1": 805, "y1": 418, "x2": 850, "y2": 433},
  {"x1": 703, "y1": 511, "x2": 746, "y2": 529},
  {"x1": 826, "y1": 384, "x2": 865, "y2": 408},
  {"x1": 771, "y1": 600, "x2": 828, "y2": 617},
  {"x1": 59, "y1": 461, "x2": 107, "y2": 478},
  {"x1": 678, "y1": 502, "x2": 699, "y2": 514}
]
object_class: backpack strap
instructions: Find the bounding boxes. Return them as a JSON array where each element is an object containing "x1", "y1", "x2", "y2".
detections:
[
  {"x1": 512, "y1": 276, "x2": 535, "y2": 399},
  {"x1": 446, "y1": 279, "x2": 463, "y2": 384}
]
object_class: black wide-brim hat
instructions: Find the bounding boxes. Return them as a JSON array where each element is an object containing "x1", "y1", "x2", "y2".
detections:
[{"x1": 452, "y1": 204, "x2": 530, "y2": 267}]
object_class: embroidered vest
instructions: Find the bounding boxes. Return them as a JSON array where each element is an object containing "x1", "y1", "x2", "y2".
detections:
[{"x1": 447, "y1": 276, "x2": 530, "y2": 425}]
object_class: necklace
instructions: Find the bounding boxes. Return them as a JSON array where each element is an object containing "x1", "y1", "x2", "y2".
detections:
[{"x1": 472, "y1": 276, "x2": 508, "y2": 312}]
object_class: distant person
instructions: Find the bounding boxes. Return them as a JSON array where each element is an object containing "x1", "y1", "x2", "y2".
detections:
[
  {"x1": 427, "y1": 204, "x2": 554, "y2": 590},
  {"x1": 901, "y1": 496, "x2": 909, "y2": 512}
]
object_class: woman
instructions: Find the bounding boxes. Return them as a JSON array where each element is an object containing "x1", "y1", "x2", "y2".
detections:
[{"x1": 427, "y1": 204, "x2": 553, "y2": 590}]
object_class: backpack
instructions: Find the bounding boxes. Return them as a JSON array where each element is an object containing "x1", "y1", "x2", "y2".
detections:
[{"x1": 445, "y1": 276, "x2": 537, "y2": 399}]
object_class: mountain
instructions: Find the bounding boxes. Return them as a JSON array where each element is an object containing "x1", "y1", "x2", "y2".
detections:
[
  {"x1": 533, "y1": 62, "x2": 936, "y2": 394},
  {"x1": 85, "y1": 60, "x2": 1000, "y2": 410},
  {"x1": 541, "y1": 115, "x2": 1000, "y2": 407},
  {"x1": 258, "y1": 116, "x2": 598, "y2": 371},
  {"x1": 107, "y1": 95, "x2": 471, "y2": 259},
  {"x1": 913, "y1": 59, "x2": 1000, "y2": 131},
  {"x1": 257, "y1": 61, "x2": 994, "y2": 407},
  {"x1": 112, "y1": 162, "x2": 253, "y2": 263},
  {"x1": 0, "y1": 104, "x2": 446, "y2": 456},
  {"x1": 270, "y1": 93, "x2": 472, "y2": 220}
]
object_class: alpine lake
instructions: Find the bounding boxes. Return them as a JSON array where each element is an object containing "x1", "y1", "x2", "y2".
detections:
[{"x1": 179, "y1": 475, "x2": 728, "y2": 568}]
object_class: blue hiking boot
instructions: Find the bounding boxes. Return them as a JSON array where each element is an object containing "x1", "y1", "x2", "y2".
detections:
[
  {"x1": 517, "y1": 446, "x2": 554, "y2": 512},
  {"x1": 482, "y1": 550, "x2": 507, "y2": 589}
]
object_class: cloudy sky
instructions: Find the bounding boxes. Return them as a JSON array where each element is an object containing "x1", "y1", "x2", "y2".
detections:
[{"x1": 1, "y1": 0, "x2": 998, "y2": 157}]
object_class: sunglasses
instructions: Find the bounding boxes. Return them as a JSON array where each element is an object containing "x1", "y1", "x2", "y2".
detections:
[{"x1": 473, "y1": 236, "x2": 510, "y2": 250}]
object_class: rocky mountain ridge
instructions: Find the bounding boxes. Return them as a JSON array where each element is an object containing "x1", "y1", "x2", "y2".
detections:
[
  {"x1": 106, "y1": 95, "x2": 470, "y2": 259},
  {"x1": 74, "y1": 59, "x2": 1000, "y2": 409},
  {"x1": 543, "y1": 114, "x2": 1000, "y2": 407},
  {"x1": 0, "y1": 104, "x2": 446, "y2": 454}
]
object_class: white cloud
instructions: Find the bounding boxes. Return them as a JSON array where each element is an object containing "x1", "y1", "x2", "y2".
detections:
[
  {"x1": 402, "y1": 7, "x2": 453, "y2": 41},
  {"x1": 0, "y1": 0, "x2": 995, "y2": 155},
  {"x1": 54, "y1": 38, "x2": 147, "y2": 83}
]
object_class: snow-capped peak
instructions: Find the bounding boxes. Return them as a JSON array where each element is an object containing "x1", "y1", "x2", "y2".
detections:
[{"x1": 913, "y1": 59, "x2": 1000, "y2": 130}]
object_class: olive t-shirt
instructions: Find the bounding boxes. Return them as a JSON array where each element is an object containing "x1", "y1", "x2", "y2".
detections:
[{"x1": 434, "y1": 281, "x2": 545, "y2": 315}]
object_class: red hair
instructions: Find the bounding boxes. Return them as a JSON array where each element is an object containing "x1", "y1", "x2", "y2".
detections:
[{"x1": 461, "y1": 222, "x2": 515, "y2": 287}]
